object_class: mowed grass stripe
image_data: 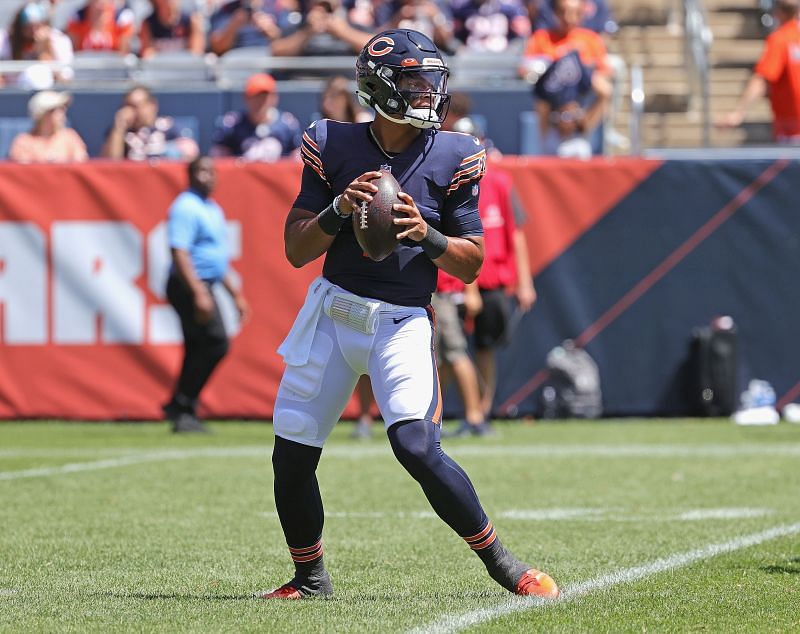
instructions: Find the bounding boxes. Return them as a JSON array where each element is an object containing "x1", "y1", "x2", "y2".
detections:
[
  {"x1": 412, "y1": 521, "x2": 800, "y2": 634},
  {"x1": 3, "y1": 442, "x2": 800, "y2": 480}
]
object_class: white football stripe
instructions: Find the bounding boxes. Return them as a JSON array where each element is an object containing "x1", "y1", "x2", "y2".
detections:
[
  {"x1": 677, "y1": 508, "x2": 772, "y2": 520},
  {"x1": 257, "y1": 508, "x2": 774, "y2": 523},
  {"x1": 410, "y1": 521, "x2": 800, "y2": 634}
]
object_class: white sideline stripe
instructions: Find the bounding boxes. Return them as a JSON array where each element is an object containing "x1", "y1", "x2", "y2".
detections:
[
  {"x1": 0, "y1": 452, "x2": 197, "y2": 480},
  {"x1": 409, "y1": 522, "x2": 800, "y2": 634},
  {"x1": 258, "y1": 508, "x2": 774, "y2": 523},
  {"x1": 2, "y1": 443, "x2": 800, "y2": 480},
  {"x1": 677, "y1": 508, "x2": 772, "y2": 520},
  {"x1": 2, "y1": 443, "x2": 800, "y2": 461},
  {"x1": 502, "y1": 507, "x2": 773, "y2": 522}
]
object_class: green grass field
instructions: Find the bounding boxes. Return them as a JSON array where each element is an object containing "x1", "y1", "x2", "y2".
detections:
[{"x1": 1, "y1": 419, "x2": 799, "y2": 633}]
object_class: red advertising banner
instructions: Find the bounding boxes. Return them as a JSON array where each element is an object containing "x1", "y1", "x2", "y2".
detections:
[
  {"x1": 0, "y1": 160, "x2": 319, "y2": 419},
  {"x1": 0, "y1": 158, "x2": 659, "y2": 420}
]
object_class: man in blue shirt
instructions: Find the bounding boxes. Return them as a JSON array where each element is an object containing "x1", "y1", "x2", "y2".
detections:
[
  {"x1": 164, "y1": 157, "x2": 250, "y2": 433},
  {"x1": 210, "y1": 73, "x2": 302, "y2": 161},
  {"x1": 258, "y1": 29, "x2": 559, "y2": 602}
]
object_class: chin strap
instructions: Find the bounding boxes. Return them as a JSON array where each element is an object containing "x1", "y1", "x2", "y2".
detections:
[{"x1": 373, "y1": 103, "x2": 441, "y2": 130}]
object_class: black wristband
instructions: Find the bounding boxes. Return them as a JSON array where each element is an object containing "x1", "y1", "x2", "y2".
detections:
[
  {"x1": 420, "y1": 225, "x2": 448, "y2": 259},
  {"x1": 317, "y1": 202, "x2": 348, "y2": 236}
]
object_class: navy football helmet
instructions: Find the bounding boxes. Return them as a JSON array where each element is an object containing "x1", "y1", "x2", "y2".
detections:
[{"x1": 356, "y1": 29, "x2": 450, "y2": 129}]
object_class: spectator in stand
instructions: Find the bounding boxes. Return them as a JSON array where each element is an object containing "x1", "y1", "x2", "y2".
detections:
[
  {"x1": 0, "y1": 3, "x2": 74, "y2": 89},
  {"x1": 533, "y1": 50, "x2": 607, "y2": 157},
  {"x1": 8, "y1": 90, "x2": 87, "y2": 163},
  {"x1": 101, "y1": 85, "x2": 199, "y2": 160},
  {"x1": 344, "y1": 0, "x2": 381, "y2": 31},
  {"x1": 520, "y1": 0, "x2": 611, "y2": 153},
  {"x1": 319, "y1": 75, "x2": 372, "y2": 123},
  {"x1": 529, "y1": 0, "x2": 616, "y2": 35},
  {"x1": 67, "y1": 0, "x2": 135, "y2": 54},
  {"x1": 520, "y1": 0, "x2": 611, "y2": 82},
  {"x1": 270, "y1": 0, "x2": 372, "y2": 58},
  {"x1": 450, "y1": 0, "x2": 531, "y2": 53},
  {"x1": 210, "y1": 73, "x2": 302, "y2": 161},
  {"x1": 139, "y1": 0, "x2": 206, "y2": 58},
  {"x1": 717, "y1": 0, "x2": 800, "y2": 143},
  {"x1": 208, "y1": 0, "x2": 283, "y2": 55},
  {"x1": 525, "y1": 0, "x2": 626, "y2": 151},
  {"x1": 377, "y1": 0, "x2": 455, "y2": 53}
]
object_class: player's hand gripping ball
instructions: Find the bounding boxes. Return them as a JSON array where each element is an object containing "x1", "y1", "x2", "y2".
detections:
[{"x1": 352, "y1": 170, "x2": 402, "y2": 262}]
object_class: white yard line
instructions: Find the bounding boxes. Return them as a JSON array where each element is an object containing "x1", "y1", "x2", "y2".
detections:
[
  {"x1": 409, "y1": 522, "x2": 800, "y2": 634},
  {"x1": 0, "y1": 448, "x2": 269, "y2": 481},
  {"x1": 2, "y1": 443, "x2": 800, "y2": 481},
  {"x1": 258, "y1": 508, "x2": 774, "y2": 522}
]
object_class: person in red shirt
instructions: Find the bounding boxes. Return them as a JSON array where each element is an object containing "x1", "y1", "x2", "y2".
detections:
[
  {"x1": 67, "y1": 0, "x2": 135, "y2": 54},
  {"x1": 443, "y1": 112, "x2": 537, "y2": 424},
  {"x1": 470, "y1": 155, "x2": 536, "y2": 419},
  {"x1": 433, "y1": 268, "x2": 488, "y2": 436},
  {"x1": 717, "y1": 0, "x2": 800, "y2": 142}
]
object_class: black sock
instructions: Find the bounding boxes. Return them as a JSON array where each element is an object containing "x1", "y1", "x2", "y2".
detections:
[
  {"x1": 291, "y1": 556, "x2": 332, "y2": 596},
  {"x1": 473, "y1": 534, "x2": 529, "y2": 592},
  {"x1": 272, "y1": 436, "x2": 331, "y2": 595}
]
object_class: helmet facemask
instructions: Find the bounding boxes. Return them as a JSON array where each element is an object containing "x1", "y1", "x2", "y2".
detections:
[{"x1": 358, "y1": 63, "x2": 451, "y2": 130}]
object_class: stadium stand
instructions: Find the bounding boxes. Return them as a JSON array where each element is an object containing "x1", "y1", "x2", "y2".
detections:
[{"x1": 0, "y1": 0, "x2": 790, "y2": 152}]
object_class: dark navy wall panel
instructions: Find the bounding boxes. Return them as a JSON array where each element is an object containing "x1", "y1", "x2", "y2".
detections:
[{"x1": 492, "y1": 160, "x2": 800, "y2": 417}]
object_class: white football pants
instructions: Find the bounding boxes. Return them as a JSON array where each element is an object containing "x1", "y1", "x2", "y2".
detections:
[{"x1": 274, "y1": 290, "x2": 443, "y2": 448}]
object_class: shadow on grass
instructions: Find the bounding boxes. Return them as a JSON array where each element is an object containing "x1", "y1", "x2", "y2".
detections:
[
  {"x1": 101, "y1": 592, "x2": 253, "y2": 601},
  {"x1": 761, "y1": 557, "x2": 800, "y2": 575},
  {"x1": 100, "y1": 589, "x2": 500, "y2": 602}
]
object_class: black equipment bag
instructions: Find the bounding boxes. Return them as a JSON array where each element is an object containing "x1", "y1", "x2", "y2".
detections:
[
  {"x1": 540, "y1": 340, "x2": 602, "y2": 419},
  {"x1": 689, "y1": 319, "x2": 738, "y2": 416}
]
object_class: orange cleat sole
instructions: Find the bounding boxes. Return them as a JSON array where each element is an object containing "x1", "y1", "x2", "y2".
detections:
[
  {"x1": 254, "y1": 584, "x2": 304, "y2": 600},
  {"x1": 515, "y1": 569, "x2": 560, "y2": 599}
]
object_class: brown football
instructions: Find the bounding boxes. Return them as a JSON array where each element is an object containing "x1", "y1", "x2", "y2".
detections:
[{"x1": 352, "y1": 170, "x2": 403, "y2": 262}]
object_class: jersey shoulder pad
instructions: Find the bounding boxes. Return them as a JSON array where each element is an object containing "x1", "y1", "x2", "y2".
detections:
[
  {"x1": 301, "y1": 119, "x2": 330, "y2": 182},
  {"x1": 442, "y1": 131, "x2": 487, "y2": 194}
]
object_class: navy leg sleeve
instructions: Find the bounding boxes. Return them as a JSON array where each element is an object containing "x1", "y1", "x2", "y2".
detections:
[{"x1": 387, "y1": 419, "x2": 487, "y2": 537}]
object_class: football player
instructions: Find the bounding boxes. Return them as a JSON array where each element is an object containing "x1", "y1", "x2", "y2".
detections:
[{"x1": 258, "y1": 29, "x2": 559, "y2": 601}]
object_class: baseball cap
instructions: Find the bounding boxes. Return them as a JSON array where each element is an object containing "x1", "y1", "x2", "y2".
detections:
[
  {"x1": 28, "y1": 90, "x2": 71, "y2": 120},
  {"x1": 19, "y1": 2, "x2": 47, "y2": 25},
  {"x1": 244, "y1": 73, "x2": 276, "y2": 97}
]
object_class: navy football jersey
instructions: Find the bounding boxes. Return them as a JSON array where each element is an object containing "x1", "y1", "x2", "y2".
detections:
[{"x1": 294, "y1": 120, "x2": 486, "y2": 307}]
